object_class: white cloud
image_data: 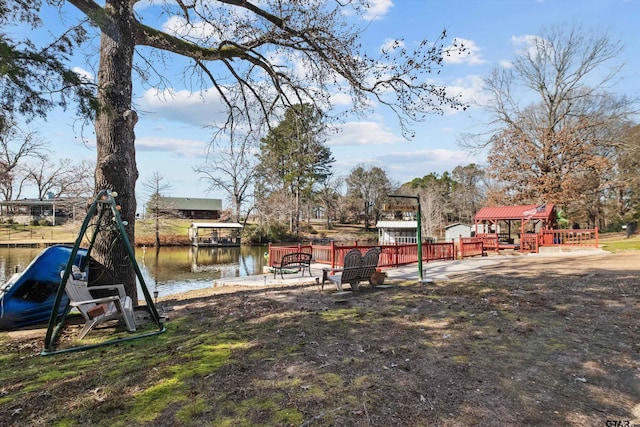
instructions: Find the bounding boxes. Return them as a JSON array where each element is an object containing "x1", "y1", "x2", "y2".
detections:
[
  {"x1": 162, "y1": 15, "x2": 221, "y2": 41},
  {"x1": 384, "y1": 148, "x2": 475, "y2": 164},
  {"x1": 443, "y1": 38, "x2": 485, "y2": 65},
  {"x1": 363, "y1": 0, "x2": 394, "y2": 20},
  {"x1": 330, "y1": 147, "x2": 484, "y2": 184},
  {"x1": 327, "y1": 121, "x2": 403, "y2": 146},
  {"x1": 136, "y1": 135, "x2": 208, "y2": 158},
  {"x1": 380, "y1": 38, "x2": 406, "y2": 54},
  {"x1": 73, "y1": 67, "x2": 94, "y2": 83},
  {"x1": 330, "y1": 92, "x2": 353, "y2": 107},
  {"x1": 383, "y1": 148, "x2": 481, "y2": 181},
  {"x1": 133, "y1": 0, "x2": 162, "y2": 9},
  {"x1": 443, "y1": 74, "x2": 489, "y2": 113},
  {"x1": 510, "y1": 34, "x2": 544, "y2": 59},
  {"x1": 138, "y1": 87, "x2": 228, "y2": 127},
  {"x1": 511, "y1": 34, "x2": 539, "y2": 47}
]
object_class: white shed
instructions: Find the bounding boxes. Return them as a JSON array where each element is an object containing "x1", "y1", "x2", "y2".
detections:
[
  {"x1": 444, "y1": 223, "x2": 472, "y2": 243},
  {"x1": 376, "y1": 220, "x2": 418, "y2": 244}
]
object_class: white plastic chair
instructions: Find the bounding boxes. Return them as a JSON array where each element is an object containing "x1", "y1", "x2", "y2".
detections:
[{"x1": 62, "y1": 266, "x2": 136, "y2": 339}]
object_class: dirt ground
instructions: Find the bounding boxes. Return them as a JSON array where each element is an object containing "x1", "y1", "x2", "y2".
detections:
[
  {"x1": 156, "y1": 251, "x2": 640, "y2": 426},
  {"x1": 2, "y1": 250, "x2": 639, "y2": 426}
]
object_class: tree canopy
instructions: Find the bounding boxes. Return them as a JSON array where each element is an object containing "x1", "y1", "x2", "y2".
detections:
[
  {"x1": 0, "y1": 1, "x2": 95, "y2": 122},
  {"x1": 346, "y1": 163, "x2": 394, "y2": 231},
  {"x1": 257, "y1": 104, "x2": 334, "y2": 236},
  {"x1": 8, "y1": 0, "x2": 467, "y2": 296},
  {"x1": 194, "y1": 134, "x2": 258, "y2": 225},
  {"x1": 463, "y1": 25, "x2": 637, "y2": 227}
]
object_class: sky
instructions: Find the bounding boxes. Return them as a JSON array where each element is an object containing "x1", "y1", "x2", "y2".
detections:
[{"x1": 22, "y1": 0, "x2": 640, "y2": 214}]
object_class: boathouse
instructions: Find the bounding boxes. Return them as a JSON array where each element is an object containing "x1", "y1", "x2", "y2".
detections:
[{"x1": 189, "y1": 222, "x2": 243, "y2": 247}]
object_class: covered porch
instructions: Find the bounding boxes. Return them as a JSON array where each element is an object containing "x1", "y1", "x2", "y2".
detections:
[{"x1": 376, "y1": 220, "x2": 418, "y2": 244}]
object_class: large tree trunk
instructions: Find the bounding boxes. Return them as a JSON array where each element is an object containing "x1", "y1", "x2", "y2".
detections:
[{"x1": 90, "y1": 0, "x2": 139, "y2": 301}]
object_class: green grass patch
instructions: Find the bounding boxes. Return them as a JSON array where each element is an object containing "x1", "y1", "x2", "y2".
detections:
[
  {"x1": 601, "y1": 238, "x2": 640, "y2": 252},
  {"x1": 165, "y1": 342, "x2": 238, "y2": 379},
  {"x1": 127, "y1": 377, "x2": 188, "y2": 424},
  {"x1": 175, "y1": 397, "x2": 210, "y2": 425}
]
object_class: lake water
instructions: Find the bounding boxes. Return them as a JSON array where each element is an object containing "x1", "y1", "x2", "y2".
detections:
[{"x1": 0, "y1": 245, "x2": 269, "y2": 298}]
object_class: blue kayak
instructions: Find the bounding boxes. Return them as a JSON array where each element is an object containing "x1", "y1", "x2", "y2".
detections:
[{"x1": 0, "y1": 245, "x2": 88, "y2": 330}]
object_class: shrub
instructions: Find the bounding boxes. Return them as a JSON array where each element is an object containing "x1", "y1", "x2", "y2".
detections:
[
  {"x1": 242, "y1": 224, "x2": 266, "y2": 244},
  {"x1": 299, "y1": 223, "x2": 317, "y2": 234},
  {"x1": 38, "y1": 219, "x2": 52, "y2": 227},
  {"x1": 242, "y1": 223, "x2": 298, "y2": 244}
]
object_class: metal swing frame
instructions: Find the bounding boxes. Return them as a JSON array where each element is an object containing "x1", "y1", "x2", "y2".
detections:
[{"x1": 42, "y1": 190, "x2": 166, "y2": 355}]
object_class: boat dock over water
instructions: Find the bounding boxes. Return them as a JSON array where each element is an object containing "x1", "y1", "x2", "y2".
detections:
[{"x1": 189, "y1": 222, "x2": 243, "y2": 247}]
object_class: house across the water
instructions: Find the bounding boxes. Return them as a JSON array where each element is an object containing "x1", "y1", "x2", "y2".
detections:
[
  {"x1": 155, "y1": 197, "x2": 222, "y2": 220},
  {"x1": 0, "y1": 196, "x2": 87, "y2": 225}
]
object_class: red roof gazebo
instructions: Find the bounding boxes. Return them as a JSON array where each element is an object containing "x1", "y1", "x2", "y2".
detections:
[
  {"x1": 473, "y1": 203, "x2": 557, "y2": 245},
  {"x1": 464, "y1": 203, "x2": 598, "y2": 254}
]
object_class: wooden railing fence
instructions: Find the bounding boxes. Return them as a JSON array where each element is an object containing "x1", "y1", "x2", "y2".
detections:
[
  {"x1": 460, "y1": 237, "x2": 483, "y2": 258},
  {"x1": 540, "y1": 229, "x2": 598, "y2": 247},
  {"x1": 268, "y1": 241, "x2": 455, "y2": 268},
  {"x1": 268, "y1": 227, "x2": 599, "y2": 266}
]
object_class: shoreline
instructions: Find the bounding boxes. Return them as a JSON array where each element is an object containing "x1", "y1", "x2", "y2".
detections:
[
  {"x1": 0, "y1": 240, "x2": 75, "y2": 248},
  {"x1": 155, "y1": 249, "x2": 612, "y2": 303}
]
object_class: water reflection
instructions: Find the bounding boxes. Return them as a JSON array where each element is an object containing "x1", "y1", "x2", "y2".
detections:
[
  {"x1": 0, "y1": 247, "x2": 48, "y2": 283},
  {"x1": 0, "y1": 245, "x2": 269, "y2": 298},
  {"x1": 137, "y1": 245, "x2": 268, "y2": 296}
]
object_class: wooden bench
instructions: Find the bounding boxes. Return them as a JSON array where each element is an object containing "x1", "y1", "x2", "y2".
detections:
[
  {"x1": 271, "y1": 252, "x2": 312, "y2": 279},
  {"x1": 322, "y1": 247, "x2": 381, "y2": 292}
]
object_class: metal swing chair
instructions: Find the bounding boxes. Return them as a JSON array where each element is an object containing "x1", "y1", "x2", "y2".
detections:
[{"x1": 42, "y1": 190, "x2": 166, "y2": 355}]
